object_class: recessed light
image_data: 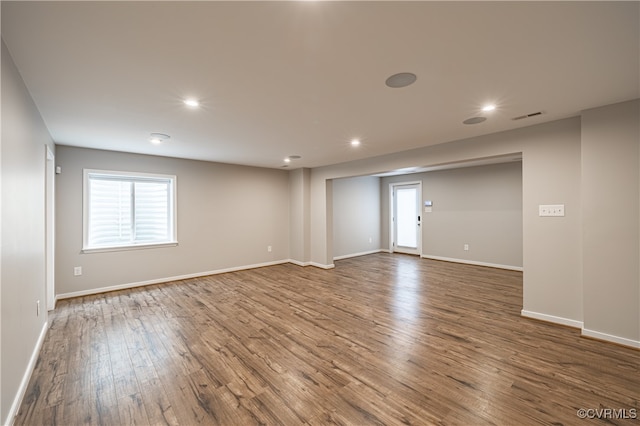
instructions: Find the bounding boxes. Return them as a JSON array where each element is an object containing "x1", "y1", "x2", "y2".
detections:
[
  {"x1": 385, "y1": 72, "x2": 417, "y2": 88},
  {"x1": 351, "y1": 139, "x2": 361, "y2": 147},
  {"x1": 463, "y1": 117, "x2": 487, "y2": 125},
  {"x1": 149, "y1": 132, "x2": 170, "y2": 144},
  {"x1": 183, "y1": 99, "x2": 200, "y2": 108},
  {"x1": 284, "y1": 155, "x2": 301, "y2": 164},
  {"x1": 482, "y1": 104, "x2": 496, "y2": 112}
]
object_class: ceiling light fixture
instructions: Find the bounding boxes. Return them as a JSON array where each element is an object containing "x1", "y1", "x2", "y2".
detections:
[
  {"x1": 351, "y1": 139, "x2": 361, "y2": 147},
  {"x1": 385, "y1": 72, "x2": 417, "y2": 88},
  {"x1": 183, "y1": 99, "x2": 200, "y2": 108},
  {"x1": 284, "y1": 155, "x2": 301, "y2": 164},
  {"x1": 482, "y1": 104, "x2": 496, "y2": 112},
  {"x1": 149, "y1": 132, "x2": 170, "y2": 144},
  {"x1": 463, "y1": 117, "x2": 487, "y2": 125}
]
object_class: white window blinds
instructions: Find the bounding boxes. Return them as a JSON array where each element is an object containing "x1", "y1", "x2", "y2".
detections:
[{"x1": 84, "y1": 170, "x2": 176, "y2": 251}]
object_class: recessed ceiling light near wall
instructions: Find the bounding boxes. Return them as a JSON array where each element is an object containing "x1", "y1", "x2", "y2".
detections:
[
  {"x1": 351, "y1": 139, "x2": 361, "y2": 147},
  {"x1": 385, "y1": 72, "x2": 417, "y2": 88},
  {"x1": 149, "y1": 133, "x2": 170, "y2": 144},
  {"x1": 183, "y1": 99, "x2": 200, "y2": 108},
  {"x1": 284, "y1": 155, "x2": 302, "y2": 164},
  {"x1": 462, "y1": 117, "x2": 487, "y2": 125}
]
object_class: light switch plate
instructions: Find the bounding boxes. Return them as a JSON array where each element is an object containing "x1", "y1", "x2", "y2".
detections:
[{"x1": 539, "y1": 204, "x2": 565, "y2": 217}]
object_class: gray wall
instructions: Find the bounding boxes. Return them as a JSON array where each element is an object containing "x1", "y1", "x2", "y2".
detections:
[
  {"x1": 1, "y1": 41, "x2": 55, "y2": 425},
  {"x1": 582, "y1": 100, "x2": 639, "y2": 344},
  {"x1": 289, "y1": 168, "x2": 310, "y2": 265},
  {"x1": 381, "y1": 162, "x2": 523, "y2": 269},
  {"x1": 301, "y1": 103, "x2": 639, "y2": 346},
  {"x1": 55, "y1": 146, "x2": 290, "y2": 296},
  {"x1": 332, "y1": 175, "x2": 381, "y2": 259},
  {"x1": 305, "y1": 117, "x2": 585, "y2": 334}
]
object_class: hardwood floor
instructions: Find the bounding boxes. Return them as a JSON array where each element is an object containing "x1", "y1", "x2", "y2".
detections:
[{"x1": 15, "y1": 253, "x2": 639, "y2": 425}]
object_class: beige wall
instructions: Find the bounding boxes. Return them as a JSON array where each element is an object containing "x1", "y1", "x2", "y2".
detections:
[
  {"x1": 381, "y1": 162, "x2": 523, "y2": 269},
  {"x1": 55, "y1": 146, "x2": 290, "y2": 297},
  {"x1": 332, "y1": 175, "x2": 381, "y2": 259},
  {"x1": 1, "y1": 41, "x2": 55, "y2": 425},
  {"x1": 582, "y1": 99, "x2": 639, "y2": 345}
]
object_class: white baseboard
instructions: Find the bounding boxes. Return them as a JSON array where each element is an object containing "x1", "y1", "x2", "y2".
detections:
[
  {"x1": 5, "y1": 320, "x2": 48, "y2": 426},
  {"x1": 522, "y1": 312, "x2": 640, "y2": 349},
  {"x1": 521, "y1": 309, "x2": 584, "y2": 329},
  {"x1": 309, "y1": 262, "x2": 335, "y2": 269},
  {"x1": 287, "y1": 259, "x2": 311, "y2": 267},
  {"x1": 287, "y1": 259, "x2": 335, "y2": 269},
  {"x1": 582, "y1": 328, "x2": 640, "y2": 349},
  {"x1": 333, "y1": 249, "x2": 383, "y2": 261},
  {"x1": 421, "y1": 255, "x2": 523, "y2": 271},
  {"x1": 56, "y1": 259, "x2": 291, "y2": 300}
]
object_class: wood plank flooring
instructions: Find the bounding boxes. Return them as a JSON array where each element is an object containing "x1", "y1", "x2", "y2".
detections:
[{"x1": 15, "y1": 253, "x2": 640, "y2": 425}]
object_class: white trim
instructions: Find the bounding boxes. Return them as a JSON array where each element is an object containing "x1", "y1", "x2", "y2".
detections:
[
  {"x1": 82, "y1": 241, "x2": 178, "y2": 254},
  {"x1": 389, "y1": 181, "x2": 423, "y2": 256},
  {"x1": 5, "y1": 321, "x2": 48, "y2": 426},
  {"x1": 82, "y1": 168, "x2": 178, "y2": 252},
  {"x1": 45, "y1": 145, "x2": 56, "y2": 311},
  {"x1": 421, "y1": 254, "x2": 523, "y2": 271},
  {"x1": 309, "y1": 262, "x2": 335, "y2": 269},
  {"x1": 56, "y1": 260, "x2": 290, "y2": 300},
  {"x1": 287, "y1": 259, "x2": 311, "y2": 267},
  {"x1": 581, "y1": 328, "x2": 640, "y2": 349},
  {"x1": 521, "y1": 309, "x2": 584, "y2": 329},
  {"x1": 333, "y1": 249, "x2": 383, "y2": 261}
]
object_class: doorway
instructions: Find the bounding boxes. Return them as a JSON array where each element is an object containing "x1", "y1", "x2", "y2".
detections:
[{"x1": 390, "y1": 182, "x2": 422, "y2": 255}]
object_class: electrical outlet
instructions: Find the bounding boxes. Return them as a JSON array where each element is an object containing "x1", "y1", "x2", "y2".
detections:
[
  {"x1": 267, "y1": 246, "x2": 272, "y2": 252},
  {"x1": 74, "y1": 266, "x2": 82, "y2": 276}
]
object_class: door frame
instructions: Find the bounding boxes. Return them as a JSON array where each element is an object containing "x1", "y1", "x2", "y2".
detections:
[
  {"x1": 389, "y1": 181, "x2": 422, "y2": 256},
  {"x1": 45, "y1": 145, "x2": 55, "y2": 310}
]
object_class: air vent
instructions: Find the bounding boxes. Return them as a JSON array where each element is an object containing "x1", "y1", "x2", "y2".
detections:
[{"x1": 512, "y1": 111, "x2": 543, "y2": 121}]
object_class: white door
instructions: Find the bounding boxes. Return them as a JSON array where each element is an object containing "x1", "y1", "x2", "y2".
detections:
[{"x1": 391, "y1": 183, "x2": 421, "y2": 255}]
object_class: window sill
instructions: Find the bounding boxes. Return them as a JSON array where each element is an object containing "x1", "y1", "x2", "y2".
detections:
[{"x1": 82, "y1": 241, "x2": 178, "y2": 254}]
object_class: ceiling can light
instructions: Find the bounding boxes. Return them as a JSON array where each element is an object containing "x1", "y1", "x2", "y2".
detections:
[
  {"x1": 149, "y1": 132, "x2": 170, "y2": 144},
  {"x1": 351, "y1": 139, "x2": 361, "y2": 147},
  {"x1": 284, "y1": 155, "x2": 302, "y2": 164},
  {"x1": 183, "y1": 99, "x2": 200, "y2": 108},
  {"x1": 385, "y1": 72, "x2": 417, "y2": 88},
  {"x1": 482, "y1": 104, "x2": 496, "y2": 112},
  {"x1": 463, "y1": 117, "x2": 487, "y2": 125}
]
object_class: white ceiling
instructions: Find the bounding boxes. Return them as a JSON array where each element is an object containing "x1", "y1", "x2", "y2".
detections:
[{"x1": 2, "y1": 1, "x2": 638, "y2": 170}]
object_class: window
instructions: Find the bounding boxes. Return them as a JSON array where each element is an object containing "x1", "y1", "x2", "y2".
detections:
[{"x1": 83, "y1": 169, "x2": 177, "y2": 252}]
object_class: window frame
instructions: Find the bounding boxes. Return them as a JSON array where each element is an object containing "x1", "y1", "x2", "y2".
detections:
[{"x1": 82, "y1": 169, "x2": 178, "y2": 253}]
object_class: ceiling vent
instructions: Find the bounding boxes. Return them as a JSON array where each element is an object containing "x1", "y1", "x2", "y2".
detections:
[{"x1": 512, "y1": 111, "x2": 543, "y2": 121}]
